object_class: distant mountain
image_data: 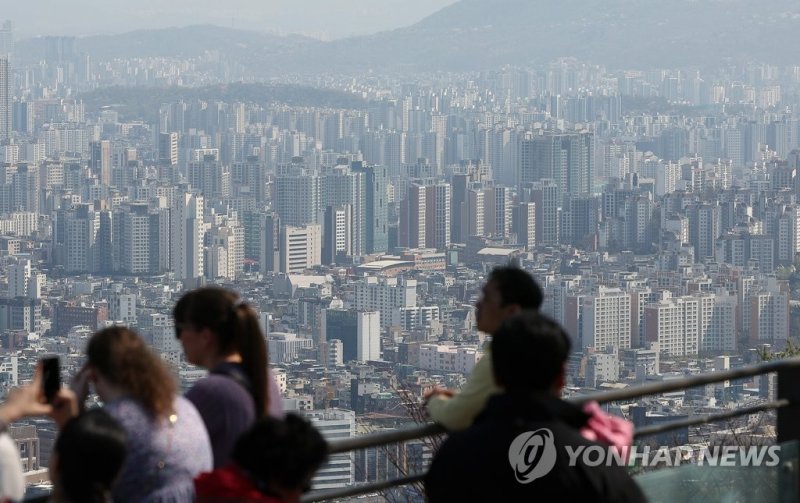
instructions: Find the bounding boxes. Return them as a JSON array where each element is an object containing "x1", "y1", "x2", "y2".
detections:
[
  {"x1": 15, "y1": 24, "x2": 320, "y2": 62},
  {"x1": 312, "y1": 0, "x2": 800, "y2": 71},
  {"x1": 15, "y1": 1, "x2": 800, "y2": 73}
]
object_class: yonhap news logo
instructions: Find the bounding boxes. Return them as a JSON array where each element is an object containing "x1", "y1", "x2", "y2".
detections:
[
  {"x1": 507, "y1": 428, "x2": 558, "y2": 483},
  {"x1": 508, "y1": 428, "x2": 782, "y2": 483}
]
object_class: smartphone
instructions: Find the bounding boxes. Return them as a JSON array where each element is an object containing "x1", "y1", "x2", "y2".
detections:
[{"x1": 41, "y1": 357, "x2": 60, "y2": 403}]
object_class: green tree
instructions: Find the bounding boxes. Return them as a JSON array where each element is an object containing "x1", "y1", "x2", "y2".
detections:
[{"x1": 759, "y1": 339, "x2": 800, "y2": 361}]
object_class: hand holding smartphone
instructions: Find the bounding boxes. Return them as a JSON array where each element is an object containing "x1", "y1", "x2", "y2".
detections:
[{"x1": 41, "y1": 357, "x2": 60, "y2": 404}]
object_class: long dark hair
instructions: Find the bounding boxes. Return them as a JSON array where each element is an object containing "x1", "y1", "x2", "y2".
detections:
[
  {"x1": 56, "y1": 409, "x2": 128, "y2": 503},
  {"x1": 87, "y1": 326, "x2": 177, "y2": 419},
  {"x1": 173, "y1": 287, "x2": 269, "y2": 417}
]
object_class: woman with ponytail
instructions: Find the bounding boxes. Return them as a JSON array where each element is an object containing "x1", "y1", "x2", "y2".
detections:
[{"x1": 173, "y1": 287, "x2": 284, "y2": 467}]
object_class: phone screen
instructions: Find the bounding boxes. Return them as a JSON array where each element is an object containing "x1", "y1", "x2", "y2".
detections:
[{"x1": 41, "y1": 357, "x2": 60, "y2": 403}]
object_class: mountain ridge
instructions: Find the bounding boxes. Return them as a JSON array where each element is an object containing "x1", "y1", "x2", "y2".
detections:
[
  {"x1": 15, "y1": 24, "x2": 321, "y2": 62},
  {"x1": 15, "y1": 0, "x2": 800, "y2": 72}
]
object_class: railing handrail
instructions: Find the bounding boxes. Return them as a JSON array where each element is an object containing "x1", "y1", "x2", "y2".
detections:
[
  {"x1": 632, "y1": 399, "x2": 789, "y2": 439},
  {"x1": 330, "y1": 422, "x2": 444, "y2": 454},
  {"x1": 29, "y1": 357, "x2": 800, "y2": 503},
  {"x1": 326, "y1": 357, "x2": 800, "y2": 454},
  {"x1": 573, "y1": 357, "x2": 800, "y2": 405},
  {"x1": 302, "y1": 394, "x2": 792, "y2": 503},
  {"x1": 303, "y1": 474, "x2": 426, "y2": 503}
]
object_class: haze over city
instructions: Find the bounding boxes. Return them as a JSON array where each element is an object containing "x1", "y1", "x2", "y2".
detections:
[
  {"x1": 5, "y1": 0, "x2": 460, "y2": 39},
  {"x1": 0, "y1": 1, "x2": 799, "y2": 501}
]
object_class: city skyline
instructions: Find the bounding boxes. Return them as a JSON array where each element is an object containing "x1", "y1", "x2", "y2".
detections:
[{"x1": 1, "y1": 3, "x2": 800, "y2": 500}]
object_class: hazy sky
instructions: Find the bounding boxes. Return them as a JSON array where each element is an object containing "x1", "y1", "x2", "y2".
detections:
[{"x1": 5, "y1": 0, "x2": 460, "y2": 40}]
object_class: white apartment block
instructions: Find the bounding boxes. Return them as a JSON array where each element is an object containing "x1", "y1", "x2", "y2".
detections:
[
  {"x1": 272, "y1": 368, "x2": 287, "y2": 394},
  {"x1": 205, "y1": 244, "x2": 230, "y2": 281},
  {"x1": 426, "y1": 183, "x2": 451, "y2": 250},
  {"x1": 0, "y1": 212, "x2": 37, "y2": 237},
  {"x1": 467, "y1": 188, "x2": 485, "y2": 237},
  {"x1": 643, "y1": 297, "x2": 686, "y2": 356},
  {"x1": 356, "y1": 311, "x2": 381, "y2": 362},
  {"x1": 643, "y1": 292, "x2": 737, "y2": 357},
  {"x1": 280, "y1": 224, "x2": 321, "y2": 274},
  {"x1": 621, "y1": 345, "x2": 660, "y2": 380},
  {"x1": 586, "y1": 352, "x2": 619, "y2": 386},
  {"x1": 118, "y1": 208, "x2": 150, "y2": 274},
  {"x1": 170, "y1": 192, "x2": 204, "y2": 280},
  {"x1": 151, "y1": 314, "x2": 181, "y2": 356},
  {"x1": 579, "y1": 286, "x2": 632, "y2": 352},
  {"x1": 738, "y1": 276, "x2": 789, "y2": 343},
  {"x1": 394, "y1": 305, "x2": 441, "y2": 331},
  {"x1": 776, "y1": 204, "x2": 800, "y2": 265},
  {"x1": 275, "y1": 168, "x2": 321, "y2": 227},
  {"x1": 699, "y1": 291, "x2": 737, "y2": 352},
  {"x1": 0, "y1": 356, "x2": 19, "y2": 386},
  {"x1": 7, "y1": 259, "x2": 43, "y2": 299},
  {"x1": 206, "y1": 222, "x2": 244, "y2": 280},
  {"x1": 108, "y1": 289, "x2": 136, "y2": 325},
  {"x1": 655, "y1": 161, "x2": 681, "y2": 196},
  {"x1": 630, "y1": 287, "x2": 660, "y2": 348},
  {"x1": 65, "y1": 211, "x2": 99, "y2": 273},
  {"x1": 268, "y1": 332, "x2": 314, "y2": 364},
  {"x1": 328, "y1": 339, "x2": 344, "y2": 367},
  {"x1": 418, "y1": 344, "x2": 483, "y2": 374},
  {"x1": 303, "y1": 409, "x2": 356, "y2": 490},
  {"x1": 750, "y1": 290, "x2": 790, "y2": 343},
  {"x1": 324, "y1": 167, "x2": 365, "y2": 256},
  {"x1": 542, "y1": 276, "x2": 581, "y2": 326},
  {"x1": 39, "y1": 124, "x2": 92, "y2": 156},
  {"x1": 354, "y1": 277, "x2": 417, "y2": 328}
]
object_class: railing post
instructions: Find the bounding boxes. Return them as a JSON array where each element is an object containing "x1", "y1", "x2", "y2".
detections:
[
  {"x1": 777, "y1": 365, "x2": 800, "y2": 502},
  {"x1": 777, "y1": 365, "x2": 800, "y2": 443}
]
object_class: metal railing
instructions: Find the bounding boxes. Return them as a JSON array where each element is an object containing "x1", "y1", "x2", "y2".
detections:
[
  {"x1": 301, "y1": 357, "x2": 800, "y2": 502},
  {"x1": 23, "y1": 357, "x2": 800, "y2": 502}
]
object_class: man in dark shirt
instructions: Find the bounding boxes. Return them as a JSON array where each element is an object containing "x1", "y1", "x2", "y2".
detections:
[{"x1": 425, "y1": 311, "x2": 647, "y2": 502}]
